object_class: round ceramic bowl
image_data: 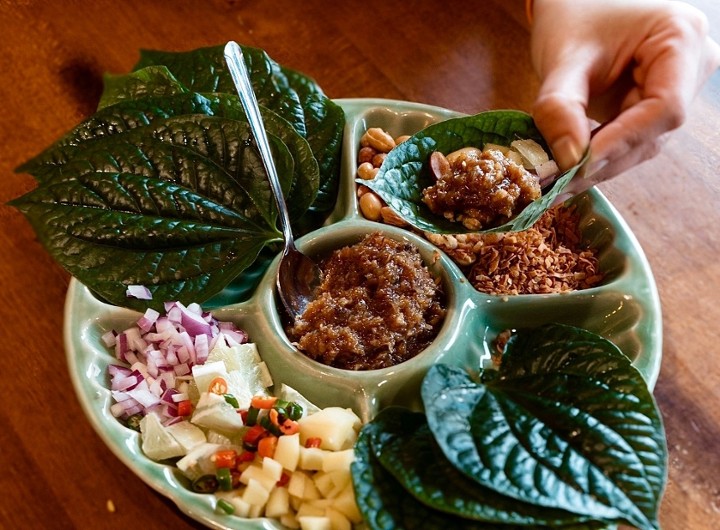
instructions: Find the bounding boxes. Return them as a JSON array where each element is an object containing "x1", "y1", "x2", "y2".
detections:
[{"x1": 65, "y1": 98, "x2": 662, "y2": 530}]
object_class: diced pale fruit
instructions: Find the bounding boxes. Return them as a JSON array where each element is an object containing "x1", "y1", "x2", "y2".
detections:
[
  {"x1": 262, "y1": 456, "x2": 284, "y2": 483},
  {"x1": 265, "y1": 486, "x2": 290, "y2": 518},
  {"x1": 288, "y1": 470, "x2": 309, "y2": 499},
  {"x1": 242, "y1": 478, "x2": 271, "y2": 507},
  {"x1": 311, "y1": 471, "x2": 336, "y2": 498},
  {"x1": 278, "y1": 384, "x2": 321, "y2": 417},
  {"x1": 176, "y1": 443, "x2": 224, "y2": 481},
  {"x1": 332, "y1": 482, "x2": 363, "y2": 523},
  {"x1": 298, "y1": 516, "x2": 332, "y2": 530},
  {"x1": 288, "y1": 470, "x2": 321, "y2": 500},
  {"x1": 140, "y1": 413, "x2": 185, "y2": 460},
  {"x1": 165, "y1": 420, "x2": 206, "y2": 452},
  {"x1": 191, "y1": 392, "x2": 244, "y2": 434},
  {"x1": 191, "y1": 360, "x2": 228, "y2": 393},
  {"x1": 240, "y1": 463, "x2": 277, "y2": 492},
  {"x1": 207, "y1": 342, "x2": 261, "y2": 372},
  {"x1": 313, "y1": 470, "x2": 350, "y2": 499},
  {"x1": 227, "y1": 495, "x2": 252, "y2": 517},
  {"x1": 322, "y1": 449, "x2": 354, "y2": 472},
  {"x1": 298, "y1": 408, "x2": 361, "y2": 451},
  {"x1": 248, "y1": 502, "x2": 264, "y2": 518},
  {"x1": 296, "y1": 501, "x2": 326, "y2": 517},
  {"x1": 326, "y1": 508, "x2": 352, "y2": 530},
  {"x1": 274, "y1": 432, "x2": 300, "y2": 471},
  {"x1": 280, "y1": 512, "x2": 301, "y2": 529},
  {"x1": 299, "y1": 447, "x2": 326, "y2": 471}
]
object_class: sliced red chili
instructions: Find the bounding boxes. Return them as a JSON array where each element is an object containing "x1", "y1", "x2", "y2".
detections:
[
  {"x1": 212, "y1": 449, "x2": 237, "y2": 469},
  {"x1": 176, "y1": 399, "x2": 192, "y2": 417},
  {"x1": 208, "y1": 376, "x2": 228, "y2": 395},
  {"x1": 305, "y1": 437, "x2": 322, "y2": 448}
]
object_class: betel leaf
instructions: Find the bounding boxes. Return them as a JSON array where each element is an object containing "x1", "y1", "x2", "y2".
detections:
[
  {"x1": 18, "y1": 91, "x2": 319, "y2": 223},
  {"x1": 134, "y1": 44, "x2": 344, "y2": 215},
  {"x1": 360, "y1": 110, "x2": 588, "y2": 234},
  {"x1": 281, "y1": 66, "x2": 344, "y2": 214},
  {"x1": 369, "y1": 406, "x2": 602, "y2": 528},
  {"x1": 134, "y1": 44, "x2": 307, "y2": 137},
  {"x1": 352, "y1": 415, "x2": 505, "y2": 530},
  {"x1": 98, "y1": 65, "x2": 188, "y2": 109},
  {"x1": 10, "y1": 116, "x2": 287, "y2": 311},
  {"x1": 10, "y1": 171, "x2": 274, "y2": 310},
  {"x1": 422, "y1": 324, "x2": 666, "y2": 530}
]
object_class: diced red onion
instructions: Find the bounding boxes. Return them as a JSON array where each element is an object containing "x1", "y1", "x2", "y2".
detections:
[
  {"x1": 137, "y1": 308, "x2": 160, "y2": 333},
  {"x1": 105, "y1": 301, "x2": 248, "y2": 422},
  {"x1": 126, "y1": 284, "x2": 153, "y2": 300}
]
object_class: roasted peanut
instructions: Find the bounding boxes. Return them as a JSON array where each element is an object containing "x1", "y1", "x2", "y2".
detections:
[
  {"x1": 429, "y1": 151, "x2": 452, "y2": 181},
  {"x1": 358, "y1": 146, "x2": 377, "y2": 165},
  {"x1": 359, "y1": 191, "x2": 383, "y2": 220},
  {"x1": 380, "y1": 206, "x2": 407, "y2": 227},
  {"x1": 394, "y1": 134, "x2": 411, "y2": 144},
  {"x1": 357, "y1": 162, "x2": 379, "y2": 181},
  {"x1": 371, "y1": 153, "x2": 386, "y2": 168},
  {"x1": 360, "y1": 127, "x2": 396, "y2": 153}
]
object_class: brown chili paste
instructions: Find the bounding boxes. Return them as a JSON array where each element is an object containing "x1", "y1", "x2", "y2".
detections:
[
  {"x1": 422, "y1": 148, "x2": 541, "y2": 230},
  {"x1": 286, "y1": 232, "x2": 445, "y2": 370}
]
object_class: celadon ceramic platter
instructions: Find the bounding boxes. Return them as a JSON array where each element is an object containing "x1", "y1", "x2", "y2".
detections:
[{"x1": 65, "y1": 98, "x2": 663, "y2": 530}]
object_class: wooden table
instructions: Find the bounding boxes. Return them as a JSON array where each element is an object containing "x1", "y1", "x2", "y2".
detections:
[{"x1": 1, "y1": 1, "x2": 718, "y2": 528}]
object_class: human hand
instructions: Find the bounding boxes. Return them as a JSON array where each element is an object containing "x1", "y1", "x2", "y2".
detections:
[{"x1": 529, "y1": 0, "x2": 720, "y2": 195}]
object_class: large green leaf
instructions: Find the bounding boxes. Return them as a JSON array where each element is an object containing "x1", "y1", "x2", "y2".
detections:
[
  {"x1": 11, "y1": 116, "x2": 286, "y2": 311},
  {"x1": 422, "y1": 324, "x2": 666, "y2": 530},
  {"x1": 360, "y1": 111, "x2": 587, "y2": 234},
  {"x1": 134, "y1": 44, "x2": 307, "y2": 137},
  {"x1": 12, "y1": 43, "x2": 344, "y2": 310},
  {"x1": 134, "y1": 45, "x2": 344, "y2": 214},
  {"x1": 281, "y1": 66, "x2": 344, "y2": 214},
  {"x1": 18, "y1": 92, "x2": 319, "y2": 223},
  {"x1": 352, "y1": 415, "x2": 505, "y2": 530},
  {"x1": 369, "y1": 406, "x2": 602, "y2": 527},
  {"x1": 98, "y1": 65, "x2": 188, "y2": 109}
]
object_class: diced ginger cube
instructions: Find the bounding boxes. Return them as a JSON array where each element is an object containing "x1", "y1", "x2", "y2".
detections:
[
  {"x1": 288, "y1": 470, "x2": 308, "y2": 499},
  {"x1": 302, "y1": 474, "x2": 321, "y2": 500},
  {"x1": 274, "y1": 433, "x2": 300, "y2": 471},
  {"x1": 262, "y1": 455, "x2": 284, "y2": 483},
  {"x1": 290, "y1": 492, "x2": 303, "y2": 511},
  {"x1": 296, "y1": 501, "x2": 326, "y2": 518},
  {"x1": 298, "y1": 516, "x2": 332, "y2": 530},
  {"x1": 298, "y1": 408, "x2": 362, "y2": 451},
  {"x1": 332, "y1": 482, "x2": 363, "y2": 523},
  {"x1": 312, "y1": 471, "x2": 336, "y2": 498},
  {"x1": 240, "y1": 463, "x2": 277, "y2": 491},
  {"x1": 324, "y1": 470, "x2": 352, "y2": 499},
  {"x1": 322, "y1": 449, "x2": 354, "y2": 472},
  {"x1": 326, "y1": 507, "x2": 352, "y2": 530},
  {"x1": 281, "y1": 512, "x2": 301, "y2": 529},
  {"x1": 228, "y1": 495, "x2": 252, "y2": 518},
  {"x1": 299, "y1": 447, "x2": 326, "y2": 471},
  {"x1": 248, "y1": 502, "x2": 264, "y2": 518},
  {"x1": 242, "y1": 478, "x2": 271, "y2": 507},
  {"x1": 265, "y1": 485, "x2": 291, "y2": 518}
]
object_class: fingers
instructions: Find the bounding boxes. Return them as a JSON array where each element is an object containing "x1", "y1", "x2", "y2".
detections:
[{"x1": 531, "y1": 60, "x2": 593, "y2": 171}]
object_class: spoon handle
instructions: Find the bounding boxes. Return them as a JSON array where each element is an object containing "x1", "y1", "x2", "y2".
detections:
[{"x1": 224, "y1": 41, "x2": 294, "y2": 245}]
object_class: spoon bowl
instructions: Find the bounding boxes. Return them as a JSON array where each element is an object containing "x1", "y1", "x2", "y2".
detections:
[{"x1": 224, "y1": 41, "x2": 322, "y2": 320}]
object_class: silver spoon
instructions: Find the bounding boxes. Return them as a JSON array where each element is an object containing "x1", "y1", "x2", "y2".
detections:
[{"x1": 224, "y1": 41, "x2": 321, "y2": 321}]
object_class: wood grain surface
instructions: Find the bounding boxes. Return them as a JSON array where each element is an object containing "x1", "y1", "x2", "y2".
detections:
[{"x1": 1, "y1": 1, "x2": 718, "y2": 528}]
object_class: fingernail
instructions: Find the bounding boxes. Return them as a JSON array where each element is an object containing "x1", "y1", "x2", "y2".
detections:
[{"x1": 553, "y1": 135, "x2": 583, "y2": 170}]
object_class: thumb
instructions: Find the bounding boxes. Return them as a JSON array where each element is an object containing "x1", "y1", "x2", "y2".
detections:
[{"x1": 532, "y1": 62, "x2": 593, "y2": 171}]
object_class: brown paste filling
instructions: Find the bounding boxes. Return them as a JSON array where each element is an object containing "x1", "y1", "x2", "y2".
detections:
[
  {"x1": 422, "y1": 148, "x2": 541, "y2": 230},
  {"x1": 286, "y1": 232, "x2": 445, "y2": 370}
]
